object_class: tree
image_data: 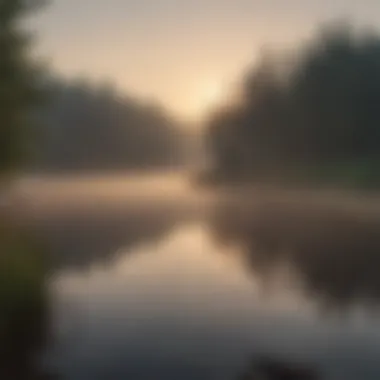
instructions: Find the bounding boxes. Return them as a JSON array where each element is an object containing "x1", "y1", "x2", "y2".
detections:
[
  {"x1": 206, "y1": 21, "x2": 380, "y2": 187},
  {"x1": 33, "y1": 77, "x2": 189, "y2": 172},
  {"x1": 290, "y1": 22, "x2": 380, "y2": 163},
  {"x1": 0, "y1": 0, "x2": 45, "y2": 175}
]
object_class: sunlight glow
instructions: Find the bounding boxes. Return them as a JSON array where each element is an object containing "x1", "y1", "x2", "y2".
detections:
[{"x1": 187, "y1": 82, "x2": 228, "y2": 121}]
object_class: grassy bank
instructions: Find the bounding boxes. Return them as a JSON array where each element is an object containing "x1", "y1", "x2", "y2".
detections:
[{"x1": 0, "y1": 223, "x2": 49, "y2": 379}]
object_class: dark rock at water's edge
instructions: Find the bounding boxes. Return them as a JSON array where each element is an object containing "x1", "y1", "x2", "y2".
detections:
[{"x1": 238, "y1": 357, "x2": 320, "y2": 380}]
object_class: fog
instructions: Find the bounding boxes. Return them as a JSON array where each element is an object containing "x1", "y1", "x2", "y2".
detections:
[{"x1": 4, "y1": 1, "x2": 380, "y2": 380}]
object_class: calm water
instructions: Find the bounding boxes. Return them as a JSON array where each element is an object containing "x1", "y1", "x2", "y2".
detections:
[{"x1": 15, "y1": 174, "x2": 380, "y2": 380}]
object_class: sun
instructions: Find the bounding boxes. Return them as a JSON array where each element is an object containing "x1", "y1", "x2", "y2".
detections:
[
  {"x1": 178, "y1": 81, "x2": 229, "y2": 122},
  {"x1": 201, "y1": 82, "x2": 225, "y2": 111}
]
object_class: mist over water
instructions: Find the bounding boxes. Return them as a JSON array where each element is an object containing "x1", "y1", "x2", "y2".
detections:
[
  {"x1": 8, "y1": 172, "x2": 380, "y2": 380},
  {"x1": 5, "y1": 2, "x2": 380, "y2": 379}
]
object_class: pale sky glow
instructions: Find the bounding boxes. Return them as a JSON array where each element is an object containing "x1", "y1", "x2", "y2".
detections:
[{"x1": 33, "y1": 0, "x2": 380, "y2": 121}]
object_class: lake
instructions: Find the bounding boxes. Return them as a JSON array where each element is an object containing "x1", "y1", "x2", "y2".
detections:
[{"x1": 12, "y1": 173, "x2": 380, "y2": 380}]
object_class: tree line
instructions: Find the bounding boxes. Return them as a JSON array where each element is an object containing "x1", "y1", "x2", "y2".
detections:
[
  {"x1": 0, "y1": 0, "x2": 191, "y2": 176},
  {"x1": 32, "y1": 77, "x2": 189, "y2": 173},
  {"x1": 206, "y1": 22, "x2": 380, "y2": 188}
]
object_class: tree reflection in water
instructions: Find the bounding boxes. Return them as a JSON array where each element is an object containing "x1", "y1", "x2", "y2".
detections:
[{"x1": 210, "y1": 198, "x2": 380, "y2": 313}]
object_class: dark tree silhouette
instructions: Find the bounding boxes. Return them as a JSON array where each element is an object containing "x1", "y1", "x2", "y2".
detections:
[
  {"x1": 206, "y1": 22, "x2": 380, "y2": 187},
  {"x1": 0, "y1": 0, "x2": 45, "y2": 175},
  {"x1": 32, "y1": 77, "x2": 190, "y2": 173}
]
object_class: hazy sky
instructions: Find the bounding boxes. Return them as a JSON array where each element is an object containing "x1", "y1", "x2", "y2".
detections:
[{"x1": 33, "y1": 0, "x2": 380, "y2": 121}]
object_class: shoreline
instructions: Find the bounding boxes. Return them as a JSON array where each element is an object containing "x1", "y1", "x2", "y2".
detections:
[{"x1": 204, "y1": 181, "x2": 380, "y2": 215}]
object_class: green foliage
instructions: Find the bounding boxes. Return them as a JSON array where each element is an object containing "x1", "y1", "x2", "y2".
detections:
[
  {"x1": 0, "y1": 223, "x2": 48, "y2": 378},
  {"x1": 0, "y1": 0, "x2": 45, "y2": 174},
  {"x1": 0, "y1": 228, "x2": 49, "y2": 374},
  {"x1": 0, "y1": 232, "x2": 45, "y2": 312},
  {"x1": 207, "y1": 21, "x2": 380, "y2": 188}
]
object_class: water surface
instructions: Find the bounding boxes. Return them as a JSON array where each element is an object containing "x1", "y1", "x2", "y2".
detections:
[{"x1": 16, "y1": 174, "x2": 380, "y2": 380}]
